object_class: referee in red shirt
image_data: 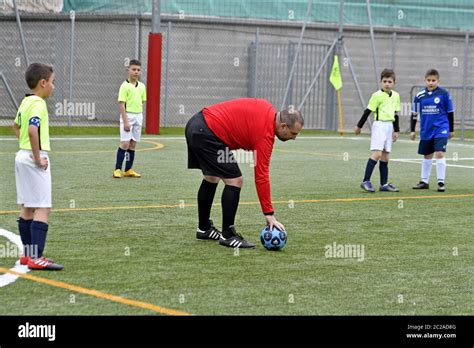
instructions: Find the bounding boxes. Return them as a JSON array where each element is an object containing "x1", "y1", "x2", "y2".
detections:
[{"x1": 185, "y1": 98, "x2": 304, "y2": 248}]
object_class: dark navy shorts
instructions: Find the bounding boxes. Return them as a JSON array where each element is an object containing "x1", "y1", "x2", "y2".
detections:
[
  {"x1": 418, "y1": 137, "x2": 448, "y2": 155},
  {"x1": 185, "y1": 111, "x2": 242, "y2": 179}
]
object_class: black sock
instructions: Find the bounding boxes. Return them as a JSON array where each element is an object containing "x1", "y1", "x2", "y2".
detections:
[
  {"x1": 363, "y1": 158, "x2": 378, "y2": 182},
  {"x1": 125, "y1": 149, "x2": 135, "y2": 171},
  {"x1": 115, "y1": 147, "x2": 126, "y2": 170},
  {"x1": 221, "y1": 185, "x2": 241, "y2": 238},
  {"x1": 197, "y1": 179, "x2": 218, "y2": 231},
  {"x1": 379, "y1": 160, "x2": 388, "y2": 186},
  {"x1": 30, "y1": 221, "x2": 48, "y2": 259},
  {"x1": 17, "y1": 217, "x2": 32, "y2": 257}
]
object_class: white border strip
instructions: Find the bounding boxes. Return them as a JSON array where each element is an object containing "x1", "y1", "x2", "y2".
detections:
[
  {"x1": 0, "y1": 228, "x2": 29, "y2": 287},
  {"x1": 1, "y1": 135, "x2": 474, "y2": 147}
]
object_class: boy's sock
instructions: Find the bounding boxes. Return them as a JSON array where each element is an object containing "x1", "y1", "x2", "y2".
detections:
[
  {"x1": 221, "y1": 185, "x2": 241, "y2": 238},
  {"x1": 363, "y1": 158, "x2": 378, "y2": 182},
  {"x1": 125, "y1": 149, "x2": 135, "y2": 171},
  {"x1": 197, "y1": 179, "x2": 218, "y2": 231},
  {"x1": 17, "y1": 217, "x2": 32, "y2": 257},
  {"x1": 436, "y1": 157, "x2": 446, "y2": 183},
  {"x1": 115, "y1": 147, "x2": 126, "y2": 170},
  {"x1": 30, "y1": 221, "x2": 48, "y2": 259},
  {"x1": 379, "y1": 160, "x2": 388, "y2": 186},
  {"x1": 421, "y1": 158, "x2": 433, "y2": 184}
]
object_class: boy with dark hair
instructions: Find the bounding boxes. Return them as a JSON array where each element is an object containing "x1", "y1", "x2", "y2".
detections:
[
  {"x1": 411, "y1": 69, "x2": 454, "y2": 192},
  {"x1": 12, "y1": 63, "x2": 63, "y2": 270},
  {"x1": 355, "y1": 68, "x2": 400, "y2": 192},
  {"x1": 114, "y1": 59, "x2": 147, "y2": 178}
]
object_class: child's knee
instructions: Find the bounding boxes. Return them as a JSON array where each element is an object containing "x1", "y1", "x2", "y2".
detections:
[
  {"x1": 120, "y1": 141, "x2": 130, "y2": 150},
  {"x1": 434, "y1": 151, "x2": 445, "y2": 159},
  {"x1": 371, "y1": 151, "x2": 382, "y2": 161}
]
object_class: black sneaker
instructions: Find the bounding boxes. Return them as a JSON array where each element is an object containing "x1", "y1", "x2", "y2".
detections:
[
  {"x1": 413, "y1": 181, "x2": 429, "y2": 189},
  {"x1": 219, "y1": 226, "x2": 255, "y2": 248},
  {"x1": 196, "y1": 220, "x2": 221, "y2": 241},
  {"x1": 437, "y1": 182, "x2": 445, "y2": 192}
]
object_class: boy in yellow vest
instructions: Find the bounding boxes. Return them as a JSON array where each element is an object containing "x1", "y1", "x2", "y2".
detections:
[
  {"x1": 355, "y1": 68, "x2": 400, "y2": 192},
  {"x1": 113, "y1": 59, "x2": 147, "y2": 178},
  {"x1": 12, "y1": 63, "x2": 63, "y2": 270}
]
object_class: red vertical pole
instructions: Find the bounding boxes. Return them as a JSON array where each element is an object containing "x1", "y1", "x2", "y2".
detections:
[{"x1": 146, "y1": 32, "x2": 162, "y2": 134}]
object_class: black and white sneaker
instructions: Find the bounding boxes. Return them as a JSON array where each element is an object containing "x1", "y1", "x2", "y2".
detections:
[
  {"x1": 437, "y1": 182, "x2": 445, "y2": 192},
  {"x1": 219, "y1": 226, "x2": 255, "y2": 248},
  {"x1": 196, "y1": 220, "x2": 221, "y2": 241},
  {"x1": 413, "y1": 181, "x2": 429, "y2": 189}
]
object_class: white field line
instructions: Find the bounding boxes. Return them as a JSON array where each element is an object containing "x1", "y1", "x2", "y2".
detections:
[
  {"x1": 392, "y1": 159, "x2": 474, "y2": 169},
  {"x1": 0, "y1": 228, "x2": 29, "y2": 288},
  {"x1": 0, "y1": 135, "x2": 474, "y2": 147}
]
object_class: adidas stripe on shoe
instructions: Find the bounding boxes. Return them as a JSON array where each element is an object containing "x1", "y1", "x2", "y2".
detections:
[
  {"x1": 27, "y1": 256, "x2": 64, "y2": 271},
  {"x1": 219, "y1": 226, "x2": 255, "y2": 249},
  {"x1": 196, "y1": 220, "x2": 221, "y2": 241}
]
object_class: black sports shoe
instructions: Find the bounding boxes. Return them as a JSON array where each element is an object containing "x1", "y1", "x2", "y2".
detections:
[
  {"x1": 219, "y1": 226, "x2": 255, "y2": 248},
  {"x1": 413, "y1": 181, "x2": 429, "y2": 189},
  {"x1": 196, "y1": 220, "x2": 221, "y2": 241},
  {"x1": 437, "y1": 182, "x2": 445, "y2": 192}
]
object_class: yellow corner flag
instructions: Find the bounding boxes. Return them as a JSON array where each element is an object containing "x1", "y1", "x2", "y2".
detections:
[
  {"x1": 330, "y1": 55, "x2": 344, "y2": 135},
  {"x1": 329, "y1": 55, "x2": 343, "y2": 90}
]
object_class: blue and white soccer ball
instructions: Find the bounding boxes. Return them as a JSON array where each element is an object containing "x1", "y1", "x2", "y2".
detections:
[{"x1": 260, "y1": 226, "x2": 287, "y2": 251}]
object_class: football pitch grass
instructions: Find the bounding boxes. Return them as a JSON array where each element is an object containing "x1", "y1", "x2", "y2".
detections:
[{"x1": 0, "y1": 134, "x2": 473, "y2": 315}]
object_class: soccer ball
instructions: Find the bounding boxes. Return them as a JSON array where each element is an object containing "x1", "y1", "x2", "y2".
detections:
[{"x1": 260, "y1": 226, "x2": 287, "y2": 251}]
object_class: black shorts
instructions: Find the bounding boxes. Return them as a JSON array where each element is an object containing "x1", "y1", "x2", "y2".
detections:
[
  {"x1": 185, "y1": 111, "x2": 242, "y2": 179},
  {"x1": 418, "y1": 137, "x2": 448, "y2": 155}
]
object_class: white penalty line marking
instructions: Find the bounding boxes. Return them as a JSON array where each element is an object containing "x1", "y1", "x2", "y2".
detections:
[
  {"x1": 0, "y1": 135, "x2": 474, "y2": 147},
  {"x1": 0, "y1": 228, "x2": 29, "y2": 288},
  {"x1": 392, "y1": 158, "x2": 474, "y2": 169}
]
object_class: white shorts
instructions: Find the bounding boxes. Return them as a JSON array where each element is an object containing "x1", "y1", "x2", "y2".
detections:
[
  {"x1": 120, "y1": 113, "x2": 143, "y2": 142},
  {"x1": 15, "y1": 150, "x2": 52, "y2": 208},
  {"x1": 370, "y1": 121, "x2": 393, "y2": 152}
]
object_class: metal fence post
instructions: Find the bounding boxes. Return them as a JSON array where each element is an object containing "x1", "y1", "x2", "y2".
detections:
[
  {"x1": 461, "y1": 31, "x2": 469, "y2": 141},
  {"x1": 68, "y1": 10, "x2": 76, "y2": 126},
  {"x1": 13, "y1": 0, "x2": 30, "y2": 68},
  {"x1": 391, "y1": 32, "x2": 397, "y2": 69},
  {"x1": 1, "y1": 72, "x2": 19, "y2": 109},
  {"x1": 135, "y1": 15, "x2": 140, "y2": 60},
  {"x1": 366, "y1": 0, "x2": 379, "y2": 89},
  {"x1": 254, "y1": 27, "x2": 259, "y2": 98},
  {"x1": 164, "y1": 21, "x2": 171, "y2": 127}
]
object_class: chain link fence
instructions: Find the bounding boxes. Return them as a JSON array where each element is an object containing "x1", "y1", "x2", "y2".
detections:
[{"x1": 0, "y1": 0, "x2": 473, "y2": 135}]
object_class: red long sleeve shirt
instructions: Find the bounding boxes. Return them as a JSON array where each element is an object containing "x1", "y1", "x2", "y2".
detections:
[{"x1": 203, "y1": 98, "x2": 276, "y2": 215}]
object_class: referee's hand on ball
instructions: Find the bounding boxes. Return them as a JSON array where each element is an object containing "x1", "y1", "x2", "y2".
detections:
[{"x1": 265, "y1": 215, "x2": 285, "y2": 233}]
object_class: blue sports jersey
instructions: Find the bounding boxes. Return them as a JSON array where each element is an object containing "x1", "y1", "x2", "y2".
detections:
[{"x1": 412, "y1": 87, "x2": 454, "y2": 140}]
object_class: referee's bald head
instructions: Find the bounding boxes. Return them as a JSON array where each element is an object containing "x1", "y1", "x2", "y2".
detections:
[{"x1": 279, "y1": 107, "x2": 304, "y2": 129}]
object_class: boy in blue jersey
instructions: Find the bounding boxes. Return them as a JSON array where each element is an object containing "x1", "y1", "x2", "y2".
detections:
[{"x1": 411, "y1": 69, "x2": 454, "y2": 192}]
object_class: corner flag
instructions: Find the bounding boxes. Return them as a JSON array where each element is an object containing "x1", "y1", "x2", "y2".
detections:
[
  {"x1": 329, "y1": 55, "x2": 342, "y2": 90},
  {"x1": 330, "y1": 54, "x2": 344, "y2": 135}
]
